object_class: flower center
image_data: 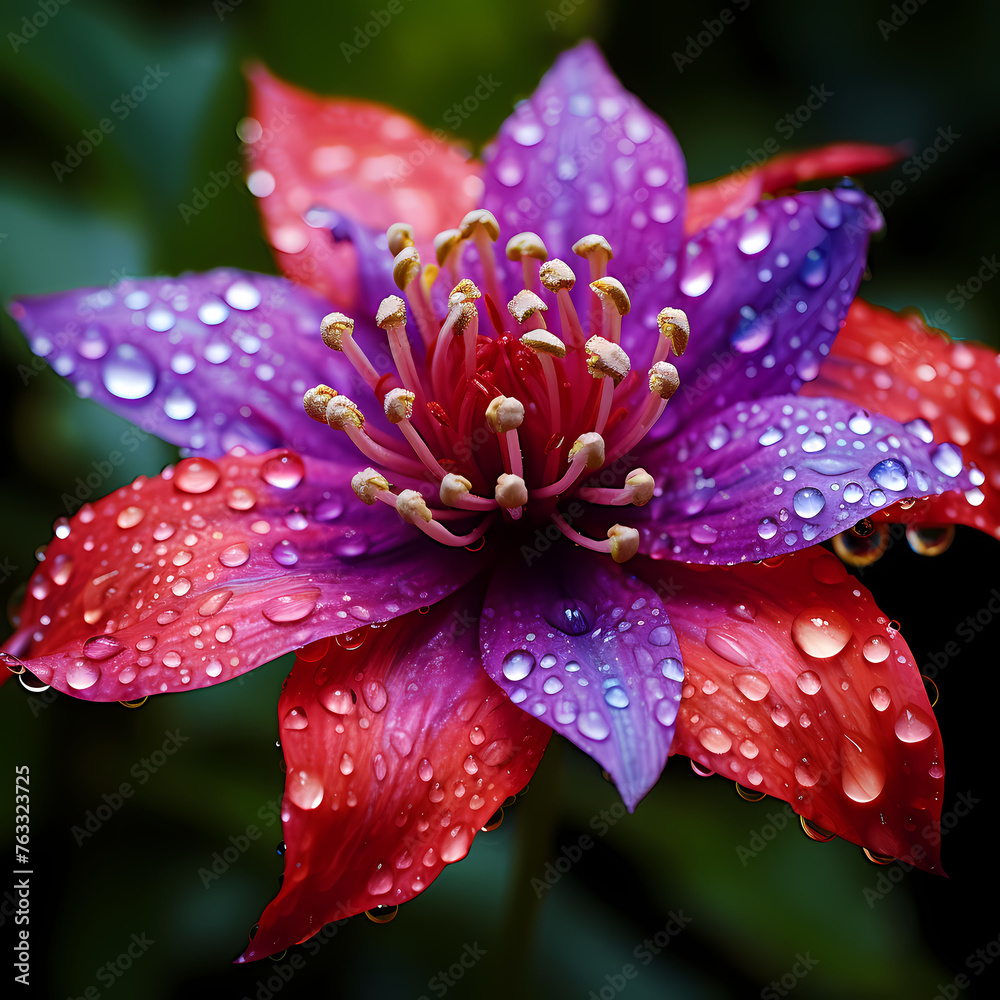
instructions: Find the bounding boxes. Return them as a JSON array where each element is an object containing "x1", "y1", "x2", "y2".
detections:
[{"x1": 304, "y1": 211, "x2": 690, "y2": 563}]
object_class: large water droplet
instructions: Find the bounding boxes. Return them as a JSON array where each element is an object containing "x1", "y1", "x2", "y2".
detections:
[
  {"x1": 318, "y1": 685, "x2": 354, "y2": 715},
  {"x1": 501, "y1": 650, "x2": 535, "y2": 681},
  {"x1": 82, "y1": 635, "x2": 123, "y2": 661},
  {"x1": 659, "y1": 657, "x2": 684, "y2": 681},
  {"x1": 116, "y1": 506, "x2": 145, "y2": 529},
  {"x1": 66, "y1": 660, "x2": 101, "y2": 690},
  {"x1": 543, "y1": 598, "x2": 591, "y2": 636},
  {"x1": 219, "y1": 542, "x2": 250, "y2": 567},
  {"x1": 362, "y1": 680, "x2": 388, "y2": 712},
  {"x1": 576, "y1": 711, "x2": 610, "y2": 741},
  {"x1": 869, "y1": 459, "x2": 908, "y2": 492},
  {"x1": 175, "y1": 458, "x2": 221, "y2": 494},
  {"x1": 737, "y1": 209, "x2": 773, "y2": 255},
  {"x1": 262, "y1": 588, "x2": 320, "y2": 623},
  {"x1": 894, "y1": 705, "x2": 933, "y2": 743},
  {"x1": 440, "y1": 824, "x2": 474, "y2": 863},
  {"x1": 698, "y1": 727, "x2": 732, "y2": 754},
  {"x1": 931, "y1": 443, "x2": 963, "y2": 478},
  {"x1": 795, "y1": 670, "x2": 822, "y2": 695},
  {"x1": 366, "y1": 865, "x2": 393, "y2": 895},
  {"x1": 705, "y1": 628, "x2": 751, "y2": 666},
  {"x1": 798, "y1": 247, "x2": 829, "y2": 287},
  {"x1": 801, "y1": 432, "x2": 827, "y2": 453},
  {"x1": 791, "y1": 607, "x2": 852, "y2": 658},
  {"x1": 282, "y1": 706, "x2": 309, "y2": 730},
  {"x1": 758, "y1": 517, "x2": 778, "y2": 540},
  {"x1": 862, "y1": 635, "x2": 891, "y2": 664},
  {"x1": 261, "y1": 452, "x2": 305, "y2": 489},
  {"x1": 731, "y1": 311, "x2": 774, "y2": 354},
  {"x1": 734, "y1": 671, "x2": 771, "y2": 701},
  {"x1": 792, "y1": 487, "x2": 825, "y2": 519},
  {"x1": 840, "y1": 735, "x2": 885, "y2": 804},
  {"x1": 648, "y1": 625, "x2": 673, "y2": 646},
  {"x1": 603, "y1": 686, "x2": 630, "y2": 709},
  {"x1": 869, "y1": 686, "x2": 891, "y2": 712},
  {"x1": 679, "y1": 248, "x2": 714, "y2": 297},
  {"x1": 102, "y1": 344, "x2": 156, "y2": 399}
]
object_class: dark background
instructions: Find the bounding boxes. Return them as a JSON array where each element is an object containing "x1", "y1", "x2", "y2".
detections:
[{"x1": 1, "y1": 0, "x2": 998, "y2": 997}]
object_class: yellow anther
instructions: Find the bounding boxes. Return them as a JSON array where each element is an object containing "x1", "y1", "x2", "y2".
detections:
[
  {"x1": 351, "y1": 467, "x2": 390, "y2": 505},
  {"x1": 392, "y1": 247, "x2": 421, "y2": 291},
  {"x1": 572, "y1": 234, "x2": 614, "y2": 262},
  {"x1": 486, "y1": 395, "x2": 525, "y2": 433},
  {"x1": 607, "y1": 524, "x2": 640, "y2": 563},
  {"x1": 453, "y1": 301, "x2": 478, "y2": 335},
  {"x1": 624, "y1": 468, "x2": 655, "y2": 506},
  {"x1": 440, "y1": 473, "x2": 473, "y2": 507},
  {"x1": 387, "y1": 222, "x2": 415, "y2": 257},
  {"x1": 649, "y1": 361, "x2": 680, "y2": 400},
  {"x1": 495, "y1": 473, "x2": 528, "y2": 509},
  {"x1": 505, "y1": 232, "x2": 548, "y2": 261},
  {"x1": 448, "y1": 278, "x2": 482, "y2": 307},
  {"x1": 326, "y1": 395, "x2": 365, "y2": 430},
  {"x1": 320, "y1": 312, "x2": 354, "y2": 351},
  {"x1": 303, "y1": 384, "x2": 337, "y2": 423},
  {"x1": 590, "y1": 277, "x2": 631, "y2": 316},
  {"x1": 376, "y1": 295, "x2": 407, "y2": 329},
  {"x1": 508, "y1": 289, "x2": 548, "y2": 324},
  {"x1": 585, "y1": 335, "x2": 631, "y2": 385},
  {"x1": 396, "y1": 489, "x2": 433, "y2": 524},
  {"x1": 383, "y1": 387, "x2": 415, "y2": 424},
  {"x1": 459, "y1": 209, "x2": 500, "y2": 242},
  {"x1": 520, "y1": 330, "x2": 567, "y2": 359},
  {"x1": 434, "y1": 228, "x2": 463, "y2": 267},
  {"x1": 657, "y1": 307, "x2": 690, "y2": 357},
  {"x1": 568, "y1": 432, "x2": 606, "y2": 470},
  {"x1": 539, "y1": 258, "x2": 576, "y2": 292}
]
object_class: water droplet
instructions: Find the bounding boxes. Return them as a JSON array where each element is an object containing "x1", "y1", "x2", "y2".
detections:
[
  {"x1": 66, "y1": 660, "x2": 101, "y2": 690},
  {"x1": 440, "y1": 823, "x2": 474, "y2": 863},
  {"x1": 869, "y1": 686, "x2": 891, "y2": 712},
  {"x1": 792, "y1": 487, "x2": 825, "y2": 519},
  {"x1": 680, "y1": 247, "x2": 715, "y2": 297},
  {"x1": 757, "y1": 517, "x2": 778, "y2": 540},
  {"x1": 543, "y1": 676, "x2": 564, "y2": 694},
  {"x1": 862, "y1": 636, "x2": 891, "y2": 664},
  {"x1": 840, "y1": 734, "x2": 885, "y2": 803},
  {"x1": 164, "y1": 388, "x2": 197, "y2": 420},
  {"x1": 501, "y1": 650, "x2": 535, "y2": 682},
  {"x1": 262, "y1": 452, "x2": 305, "y2": 489},
  {"x1": 843, "y1": 482, "x2": 864, "y2": 503},
  {"x1": 801, "y1": 432, "x2": 827, "y2": 453},
  {"x1": 576, "y1": 711, "x2": 610, "y2": 741},
  {"x1": 282, "y1": 706, "x2": 309, "y2": 730},
  {"x1": 659, "y1": 657, "x2": 684, "y2": 681},
  {"x1": 731, "y1": 311, "x2": 775, "y2": 353},
  {"x1": 214, "y1": 624, "x2": 233, "y2": 642},
  {"x1": 739, "y1": 739, "x2": 759, "y2": 759},
  {"x1": 219, "y1": 542, "x2": 250, "y2": 567},
  {"x1": 791, "y1": 607, "x2": 852, "y2": 658},
  {"x1": 116, "y1": 506, "x2": 145, "y2": 529},
  {"x1": 798, "y1": 247, "x2": 829, "y2": 287},
  {"x1": 758, "y1": 426, "x2": 783, "y2": 447},
  {"x1": 894, "y1": 705, "x2": 933, "y2": 743},
  {"x1": 869, "y1": 458, "x2": 908, "y2": 493},
  {"x1": 648, "y1": 625, "x2": 673, "y2": 646},
  {"x1": 262, "y1": 589, "x2": 320, "y2": 623},
  {"x1": 737, "y1": 210, "x2": 773, "y2": 255},
  {"x1": 198, "y1": 590, "x2": 233, "y2": 616},
  {"x1": 734, "y1": 671, "x2": 770, "y2": 701},
  {"x1": 339, "y1": 752, "x2": 355, "y2": 775},
  {"x1": 226, "y1": 487, "x2": 256, "y2": 511},
  {"x1": 102, "y1": 344, "x2": 156, "y2": 399},
  {"x1": 698, "y1": 726, "x2": 732, "y2": 754},
  {"x1": 366, "y1": 864, "x2": 393, "y2": 895},
  {"x1": 931, "y1": 442, "x2": 963, "y2": 477},
  {"x1": 418, "y1": 759, "x2": 433, "y2": 782},
  {"x1": 604, "y1": 686, "x2": 629, "y2": 708},
  {"x1": 543, "y1": 598, "x2": 591, "y2": 635},
  {"x1": 362, "y1": 680, "x2": 388, "y2": 712},
  {"x1": 705, "y1": 628, "x2": 751, "y2": 666},
  {"x1": 174, "y1": 458, "x2": 221, "y2": 494},
  {"x1": 689, "y1": 523, "x2": 718, "y2": 545},
  {"x1": 795, "y1": 670, "x2": 822, "y2": 695},
  {"x1": 82, "y1": 636, "x2": 123, "y2": 661}
]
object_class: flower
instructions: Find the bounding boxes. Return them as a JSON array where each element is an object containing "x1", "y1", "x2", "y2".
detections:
[{"x1": 2, "y1": 41, "x2": 994, "y2": 962}]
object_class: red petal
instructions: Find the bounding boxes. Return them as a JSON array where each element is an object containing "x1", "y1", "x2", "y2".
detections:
[
  {"x1": 804, "y1": 299, "x2": 997, "y2": 535},
  {"x1": 7, "y1": 450, "x2": 484, "y2": 701},
  {"x1": 686, "y1": 142, "x2": 904, "y2": 233},
  {"x1": 641, "y1": 548, "x2": 945, "y2": 872},
  {"x1": 246, "y1": 66, "x2": 483, "y2": 307},
  {"x1": 242, "y1": 594, "x2": 550, "y2": 961}
]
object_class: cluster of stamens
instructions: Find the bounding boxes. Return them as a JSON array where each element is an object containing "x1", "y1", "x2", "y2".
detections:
[{"x1": 303, "y1": 210, "x2": 689, "y2": 563}]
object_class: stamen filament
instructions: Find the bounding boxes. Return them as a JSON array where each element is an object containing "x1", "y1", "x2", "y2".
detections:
[
  {"x1": 343, "y1": 423, "x2": 426, "y2": 478},
  {"x1": 397, "y1": 420, "x2": 447, "y2": 480}
]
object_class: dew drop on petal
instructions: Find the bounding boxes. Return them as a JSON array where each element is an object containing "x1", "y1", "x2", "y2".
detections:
[
  {"x1": 791, "y1": 607, "x2": 852, "y2": 658},
  {"x1": 66, "y1": 661, "x2": 101, "y2": 690},
  {"x1": 102, "y1": 344, "x2": 156, "y2": 399},
  {"x1": 704, "y1": 628, "x2": 751, "y2": 667},
  {"x1": 869, "y1": 458, "x2": 908, "y2": 492},
  {"x1": 219, "y1": 543, "x2": 251, "y2": 567},
  {"x1": 174, "y1": 458, "x2": 221, "y2": 494},
  {"x1": 795, "y1": 670, "x2": 822, "y2": 695},
  {"x1": 792, "y1": 487, "x2": 825, "y2": 519},
  {"x1": 82, "y1": 636, "x2": 123, "y2": 661},
  {"x1": 262, "y1": 589, "x2": 320, "y2": 623},
  {"x1": 501, "y1": 650, "x2": 535, "y2": 681},
  {"x1": 659, "y1": 657, "x2": 684, "y2": 681},
  {"x1": 261, "y1": 452, "x2": 305, "y2": 489},
  {"x1": 576, "y1": 711, "x2": 610, "y2": 741},
  {"x1": 894, "y1": 705, "x2": 934, "y2": 743},
  {"x1": 282, "y1": 706, "x2": 309, "y2": 730},
  {"x1": 698, "y1": 727, "x2": 732, "y2": 754},
  {"x1": 862, "y1": 635, "x2": 891, "y2": 663},
  {"x1": 840, "y1": 735, "x2": 885, "y2": 803},
  {"x1": 116, "y1": 506, "x2": 145, "y2": 529},
  {"x1": 734, "y1": 671, "x2": 770, "y2": 701},
  {"x1": 869, "y1": 686, "x2": 891, "y2": 712}
]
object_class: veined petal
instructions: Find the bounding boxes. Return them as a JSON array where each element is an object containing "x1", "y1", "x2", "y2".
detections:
[
  {"x1": 804, "y1": 299, "x2": 999, "y2": 536},
  {"x1": 645, "y1": 187, "x2": 882, "y2": 437},
  {"x1": 686, "y1": 142, "x2": 904, "y2": 234},
  {"x1": 633, "y1": 548, "x2": 945, "y2": 872},
  {"x1": 8, "y1": 270, "x2": 353, "y2": 458},
  {"x1": 482, "y1": 40, "x2": 686, "y2": 293},
  {"x1": 479, "y1": 546, "x2": 682, "y2": 811},
  {"x1": 4, "y1": 450, "x2": 484, "y2": 700},
  {"x1": 241, "y1": 595, "x2": 549, "y2": 961},
  {"x1": 246, "y1": 65, "x2": 482, "y2": 310},
  {"x1": 631, "y1": 394, "x2": 972, "y2": 564}
]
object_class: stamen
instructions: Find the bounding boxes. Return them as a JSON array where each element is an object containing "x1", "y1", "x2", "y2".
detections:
[
  {"x1": 440, "y1": 473, "x2": 498, "y2": 511},
  {"x1": 551, "y1": 514, "x2": 640, "y2": 564},
  {"x1": 585, "y1": 336, "x2": 631, "y2": 434},
  {"x1": 486, "y1": 395, "x2": 525, "y2": 479},
  {"x1": 540, "y1": 258, "x2": 584, "y2": 348},
  {"x1": 321, "y1": 312, "x2": 381, "y2": 390},
  {"x1": 376, "y1": 295, "x2": 425, "y2": 421},
  {"x1": 432, "y1": 280, "x2": 481, "y2": 398},
  {"x1": 329, "y1": 396, "x2": 425, "y2": 478},
  {"x1": 393, "y1": 489, "x2": 433, "y2": 524},
  {"x1": 507, "y1": 289, "x2": 548, "y2": 329},
  {"x1": 392, "y1": 247, "x2": 421, "y2": 290},
  {"x1": 653, "y1": 307, "x2": 690, "y2": 365},
  {"x1": 506, "y1": 232, "x2": 548, "y2": 293},
  {"x1": 303, "y1": 384, "x2": 337, "y2": 423},
  {"x1": 374, "y1": 485, "x2": 496, "y2": 547},
  {"x1": 521, "y1": 330, "x2": 566, "y2": 434},
  {"x1": 573, "y1": 234, "x2": 614, "y2": 337},
  {"x1": 579, "y1": 468, "x2": 656, "y2": 506},
  {"x1": 495, "y1": 473, "x2": 528, "y2": 518},
  {"x1": 590, "y1": 277, "x2": 630, "y2": 345},
  {"x1": 387, "y1": 222, "x2": 415, "y2": 256},
  {"x1": 434, "y1": 228, "x2": 463, "y2": 282},
  {"x1": 351, "y1": 467, "x2": 391, "y2": 505},
  {"x1": 606, "y1": 362, "x2": 680, "y2": 465},
  {"x1": 533, "y1": 432, "x2": 605, "y2": 499},
  {"x1": 459, "y1": 210, "x2": 504, "y2": 322}
]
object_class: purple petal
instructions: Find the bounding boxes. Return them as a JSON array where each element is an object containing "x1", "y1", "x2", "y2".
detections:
[
  {"x1": 481, "y1": 40, "x2": 686, "y2": 293},
  {"x1": 479, "y1": 545, "x2": 682, "y2": 810},
  {"x1": 635, "y1": 186, "x2": 882, "y2": 436},
  {"x1": 632, "y1": 394, "x2": 973, "y2": 564},
  {"x1": 8, "y1": 269, "x2": 375, "y2": 457}
]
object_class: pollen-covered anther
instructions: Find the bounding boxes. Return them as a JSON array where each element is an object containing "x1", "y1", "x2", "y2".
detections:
[
  {"x1": 624, "y1": 468, "x2": 655, "y2": 505},
  {"x1": 607, "y1": 524, "x2": 640, "y2": 564},
  {"x1": 448, "y1": 278, "x2": 482, "y2": 307},
  {"x1": 395, "y1": 489, "x2": 433, "y2": 524},
  {"x1": 521, "y1": 330, "x2": 567, "y2": 358},
  {"x1": 320, "y1": 312, "x2": 354, "y2": 351},
  {"x1": 325, "y1": 395, "x2": 365, "y2": 430},
  {"x1": 568, "y1": 432, "x2": 606, "y2": 470},
  {"x1": 585, "y1": 336, "x2": 631, "y2": 385},
  {"x1": 590, "y1": 277, "x2": 631, "y2": 316},
  {"x1": 383, "y1": 387, "x2": 415, "y2": 424},
  {"x1": 508, "y1": 290, "x2": 548, "y2": 324},
  {"x1": 452, "y1": 302, "x2": 478, "y2": 335},
  {"x1": 505, "y1": 232, "x2": 548, "y2": 261},
  {"x1": 458, "y1": 209, "x2": 500, "y2": 242},
  {"x1": 434, "y1": 228, "x2": 463, "y2": 268},
  {"x1": 376, "y1": 295, "x2": 407, "y2": 330},
  {"x1": 657, "y1": 307, "x2": 690, "y2": 357},
  {"x1": 539, "y1": 258, "x2": 576, "y2": 291},
  {"x1": 649, "y1": 361, "x2": 681, "y2": 400},
  {"x1": 392, "y1": 247, "x2": 421, "y2": 290},
  {"x1": 303, "y1": 384, "x2": 337, "y2": 423},
  {"x1": 351, "y1": 467, "x2": 390, "y2": 505},
  {"x1": 387, "y1": 222, "x2": 415, "y2": 256},
  {"x1": 495, "y1": 474, "x2": 528, "y2": 510},
  {"x1": 440, "y1": 472, "x2": 472, "y2": 506},
  {"x1": 486, "y1": 395, "x2": 525, "y2": 433},
  {"x1": 578, "y1": 468, "x2": 655, "y2": 507},
  {"x1": 572, "y1": 234, "x2": 614, "y2": 265}
]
